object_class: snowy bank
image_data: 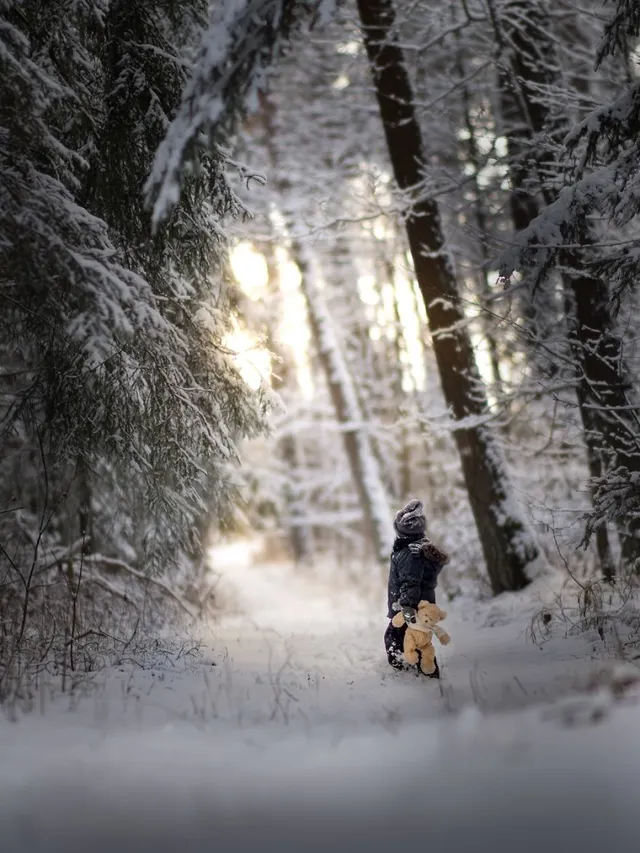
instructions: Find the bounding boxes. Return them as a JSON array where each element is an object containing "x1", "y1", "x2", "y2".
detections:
[{"x1": 2, "y1": 552, "x2": 640, "y2": 853}]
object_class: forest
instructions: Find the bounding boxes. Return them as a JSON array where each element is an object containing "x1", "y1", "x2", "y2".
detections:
[{"x1": 3, "y1": 1, "x2": 640, "y2": 849}]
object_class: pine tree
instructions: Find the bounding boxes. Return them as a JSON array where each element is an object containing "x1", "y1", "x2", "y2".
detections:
[{"x1": 0, "y1": 0, "x2": 266, "y2": 689}]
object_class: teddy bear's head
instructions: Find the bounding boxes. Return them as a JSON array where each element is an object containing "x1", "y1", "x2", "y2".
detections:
[
  {"x1": 391, "y1": 600, "x2": 447, "y2": 629},
  {"x1": 415, "y1": 601, "x2": 447, "y2": 627}
]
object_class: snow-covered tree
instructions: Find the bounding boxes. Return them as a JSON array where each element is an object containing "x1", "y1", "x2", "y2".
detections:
[
  {"x1": 0, "y1": 0, "x2": 266, "y2": 696},
  {"x1": 498, "y1": 0, "x2": 640, "y2": 572}
]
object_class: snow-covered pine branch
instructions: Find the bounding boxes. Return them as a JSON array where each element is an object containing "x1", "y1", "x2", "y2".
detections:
[
  {"x1": 597, "y1": 0, "x2": 640, "y2": 65},
  {"x1": 145, "y1": 0, "x2": 335, "y2": 225}
]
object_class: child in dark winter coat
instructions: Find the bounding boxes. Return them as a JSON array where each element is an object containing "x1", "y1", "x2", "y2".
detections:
[{"x1": 385, "y1": 498, "x2": 449, "y2": 678}]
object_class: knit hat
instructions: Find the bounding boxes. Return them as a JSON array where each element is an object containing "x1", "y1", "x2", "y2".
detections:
[{"x1": 393, "y1": 498, "x2": 426, "y2": 537}]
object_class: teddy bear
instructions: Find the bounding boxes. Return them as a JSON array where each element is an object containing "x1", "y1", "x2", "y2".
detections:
[{"x1": 391, "y1": 600, "x2": 451, "y2": 675}]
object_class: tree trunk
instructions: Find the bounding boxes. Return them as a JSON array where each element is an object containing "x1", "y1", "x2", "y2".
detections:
[
  {"x1": 328, "y1": 235, "x2": 398, "y2": 500},
  {"x1": 388, "y1": 255, "x2": 413, "y2": 501},
  {"x1": 493, "y1": 0, "x2": 638, "y2": 575},
  {"x1": 77, "y1": 455, "x2": 93, "y2": 556},
  {"x1": 454, "y1": 25, "x2": 505, "y2": 402},
  {"x1": 356, "y1": 0, "x2": 540, "y2": 593},
  {"x1": 261, "y1": 244, "x2": 313, "y2": 565},
  {"x1": 294, "y1": 245, "x2": 394, "y2": 564}
]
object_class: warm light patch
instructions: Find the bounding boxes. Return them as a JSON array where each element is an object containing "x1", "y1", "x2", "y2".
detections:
[
  {"x1": 336, "y1": 40, "x2": 360, "y2": 56},
  {"x1": 276, "y1": 248, "x2": 301, "y2": 292},
  {"x1": 230, "y1": 242, "x2": 269, "y2": 300},
  {"x1": 332, "y1": 73, "x2": 350, "y2": 90},
  {"x1": 470, "y1": 325, "x2": 498, "y2": 406},
  {"x1": 357, "y1": 274, "x2": 379, "y2": 306},
  {"x1": 394, "y1": 269, "x2": 426, "y2": 392},
  {"x1": 225, "y1": 319, "x2": 270, "y2": 391},
  {"x1": 373, "y1": 219, "x2": 388, "y2": 240},
  {"x1": 381, "y1": 282, "x2": 396, "y2": 325},
  {"x1": 274, "y1": 247, "x2": 314, "y2": 399}
]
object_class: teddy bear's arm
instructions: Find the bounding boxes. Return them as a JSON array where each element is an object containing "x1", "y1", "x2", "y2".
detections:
[{"x1": 432, "y1": 624, "x2": 451, "y2": 646}]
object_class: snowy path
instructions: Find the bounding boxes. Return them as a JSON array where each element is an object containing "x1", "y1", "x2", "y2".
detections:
[{"x1": 2, "y1": 543, "x2": 640, "y2": 853}]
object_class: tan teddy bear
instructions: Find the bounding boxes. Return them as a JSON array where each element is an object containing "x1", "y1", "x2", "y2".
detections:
[{"x1": 391, "y1": 600, "x2": 451, "y2": 675}]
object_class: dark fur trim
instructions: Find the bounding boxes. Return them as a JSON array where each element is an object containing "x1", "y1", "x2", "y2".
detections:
[{"x1": 408, "y1": 537, "x2": 449, "y2": 565}]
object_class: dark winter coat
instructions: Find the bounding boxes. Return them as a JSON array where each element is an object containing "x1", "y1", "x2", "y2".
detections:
[{"x1": 387, "y1": 535, "x2": 448, "y2": 618}]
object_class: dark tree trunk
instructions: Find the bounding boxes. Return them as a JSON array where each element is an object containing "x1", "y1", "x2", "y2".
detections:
[
  {"x1": 566, "y1": 270, "x2": 637, "y2": 575},
  {"x1": 356, "y1": 0, "x2": 540, "y2": 593},
  {"x1": 494, "y1": 0, "x2": 639, "y2": 574},
  {"x1": 77, "y1": 455, "x2": 93, "y2": 556}
]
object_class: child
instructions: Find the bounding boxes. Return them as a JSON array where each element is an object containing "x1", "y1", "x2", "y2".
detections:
[{"x1": 385, "y1": 498, "x2": 449, "y2": 678}]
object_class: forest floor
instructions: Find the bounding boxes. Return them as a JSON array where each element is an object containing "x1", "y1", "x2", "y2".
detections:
[{"x1": 2, "y1": 540, "x2": 640, "y2": 852}]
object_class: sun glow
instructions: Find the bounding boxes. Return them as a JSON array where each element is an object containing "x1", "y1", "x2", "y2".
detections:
[
  {"x1": 274, "y1": 248, "x2": 314, "y2": 399},
  {"x1": 393, "y1": 266, "x2": 426, "y2": 393},
  {"x1": 229, "y1": 242, "x2": 269, "y2": 301},
  {"x1": 228, "y1": 239, "x2": 428, "y2": 398},
  {"x1": 225, "y1": 319, "x2": 271, "y2": 391},
  {"x1": 332, "y1": 73, "x2": 350, "y2": 90},
  {"x1": 357, "y1": 274, "x2": 380, "y2": 307},
  {"x1": 229, "y1": 241, "x2": 314, "y2": 397}
]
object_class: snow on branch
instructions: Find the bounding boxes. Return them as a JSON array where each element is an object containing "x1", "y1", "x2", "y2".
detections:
[
  {"x1": 497, "y1": 162, "x2": 635, "y2": 284},
  {"x1": 565, "y1": 82, "x2": 640, "y2": 174},
  {"x1": 498, "y1": 5, "x2": 640, "y2": 290},
  {"x1": 81, "y1": 554, "x2": 197, "y2": 620},
  {"x1": 146, "y1": 0, "x2": 334, "y2": 226},
  {"x1": 597, "y1": 0, "x2": 640, "y2": 66}
]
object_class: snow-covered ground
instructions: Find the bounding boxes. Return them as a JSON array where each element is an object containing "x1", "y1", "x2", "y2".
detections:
[{"x1": 2, "y1": 541, "x2": 640, "y2": 853}]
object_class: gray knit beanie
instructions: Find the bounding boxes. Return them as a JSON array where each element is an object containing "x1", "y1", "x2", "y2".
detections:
[{"x1": 393, "y1": 498, "x2": 426, "y2": 537}]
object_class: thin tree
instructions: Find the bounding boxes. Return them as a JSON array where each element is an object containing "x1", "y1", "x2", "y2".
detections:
[
  {"x1": 261, "y1": 243, "x2": 313, "y2": 564},
  {"x1": 453, "y1": 24, "x2": 505, "y2": 403},
  {"x1": 293, "y1": 245, "x2": 394, "y2": 564}
]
